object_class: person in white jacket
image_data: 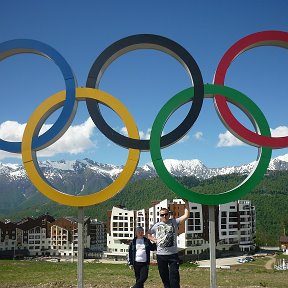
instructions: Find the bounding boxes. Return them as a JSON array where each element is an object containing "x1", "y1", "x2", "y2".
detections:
[{"x1": 128, "y1": 226, "x2": 156, "y2": 288}]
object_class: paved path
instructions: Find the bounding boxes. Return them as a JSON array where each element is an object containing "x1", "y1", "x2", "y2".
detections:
[
  {"x1": 197, "y1": 256, "x2": 241, "y2": 268},
  {"x1": 264, "y1": 255, "x2": 276, "y2": 269},
  {"x1": 198, "y1": 255, "x2": 276, "y2": 270}
]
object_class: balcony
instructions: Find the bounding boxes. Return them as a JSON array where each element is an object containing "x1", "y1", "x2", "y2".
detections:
[{"x1": 239, "y1": 241, "x2": 253, "y2": 246}]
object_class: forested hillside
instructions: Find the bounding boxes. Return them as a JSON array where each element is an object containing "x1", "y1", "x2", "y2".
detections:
[{"x1": 2, "y1": 171, "x2": 288, "y2": 246}]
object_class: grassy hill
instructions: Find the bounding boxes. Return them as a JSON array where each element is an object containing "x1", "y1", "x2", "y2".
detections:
[{"x1": 2, "y1": 171, "x2": 288, "y2": 246}]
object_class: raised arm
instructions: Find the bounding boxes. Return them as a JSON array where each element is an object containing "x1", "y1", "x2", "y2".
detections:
[{"x1": 178, "y1": 200, "x2": 189, "y2": 224}]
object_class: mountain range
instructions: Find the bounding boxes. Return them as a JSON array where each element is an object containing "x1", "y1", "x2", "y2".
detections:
[{"x1": 1, "y1": 154, "x2": 288, "y2": 216}]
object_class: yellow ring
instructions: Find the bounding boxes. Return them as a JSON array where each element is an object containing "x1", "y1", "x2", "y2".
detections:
[{"x1": 22, "y1": 88, "x2": 140, "y2": 206}]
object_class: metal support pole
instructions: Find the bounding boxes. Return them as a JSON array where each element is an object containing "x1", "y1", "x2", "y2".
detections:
[
  {"x1": 77, "y1": 207, "x2": 84, "y2": 288},
  {"x1": 209, "y1": 205, "x2": 217, "y2": 288}
]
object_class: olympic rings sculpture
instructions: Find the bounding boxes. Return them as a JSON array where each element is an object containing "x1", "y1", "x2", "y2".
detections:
[{"x1": 1, "y1": 30, "x2": 287, "y2": 206}]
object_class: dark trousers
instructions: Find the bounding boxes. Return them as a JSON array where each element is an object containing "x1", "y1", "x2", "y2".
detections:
[
  {"x1": 133, "y1": 261, "x2": 149, "y2": 288},
  {"x1": 156, "y1": 254, "x2": 180, "y2": 288}
]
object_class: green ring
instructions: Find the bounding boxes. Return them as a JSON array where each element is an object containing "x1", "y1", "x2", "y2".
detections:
[{"x1": 150, "y1": 84, "x2": 272, "y2": 205}]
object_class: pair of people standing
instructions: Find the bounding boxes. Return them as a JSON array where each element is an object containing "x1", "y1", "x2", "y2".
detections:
[{"x1": 128, "y1": 200, "x2": 189, "y2": 288}]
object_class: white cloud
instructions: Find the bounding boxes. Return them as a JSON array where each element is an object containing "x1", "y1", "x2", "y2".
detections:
[
  {"x1": 121, "y1": 126, "x2": 190, "y2": 144},
  {"x1": 139, "y1": 128, "x2": 151, "y2": 140},
  {"x1": 41, "y1": 118, "x2": 96, "y2": 156},
  {"x1": 217, "y1": 130, "x2": 245, "y2": 147},
  {"x1": 120, "y1": 127, "x2": 151, "y2": 140},
  {"x1": 216, "y1": 126, "x2": 288, "y2": 148},
  {"x1": 0, "y1": 121, "x2": 26, "y2": 141},
  {"x1": 120, "y1": 127, "x2": 128, "y2": 136},
  {"x1": 0, "y1": 118, "x2": 96, "y2": 160},
  {"x1": 177, "y1": 134, "x2": 190, "y2": 144},
  {"x1": 270, "y1": 126, "x2": 288, "y2": 137},
  {"x1": 193, "y1": 131, "x2": 203, "y2": 140},
  {"x1": 0, "y1": 151, "x2": 22, "y2": 160}
]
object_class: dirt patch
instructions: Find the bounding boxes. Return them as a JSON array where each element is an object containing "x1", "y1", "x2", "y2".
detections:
[{"x1": 264, "y1": 255, "x2": 276, "y2": 269}]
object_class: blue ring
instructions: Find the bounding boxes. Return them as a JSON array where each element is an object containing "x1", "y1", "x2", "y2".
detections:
[{"x1": 0, "y1": 39, "x2": 77, "y2": 153}]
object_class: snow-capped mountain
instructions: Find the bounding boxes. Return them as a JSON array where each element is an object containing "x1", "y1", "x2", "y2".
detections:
[
  {"x1": 143, "y1": 154, "x2": 288, "y2": 179},
  {"x1": 1, "y1": 154, "x2": 288, "y2": 182},
  {"x1": 1, "y1": 154, "x2": 288, "y2": 215}
]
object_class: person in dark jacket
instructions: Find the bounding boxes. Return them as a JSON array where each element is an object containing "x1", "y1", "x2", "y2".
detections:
[{"x1": 128, "y1": 226, "x2": 156, "y2": 288}]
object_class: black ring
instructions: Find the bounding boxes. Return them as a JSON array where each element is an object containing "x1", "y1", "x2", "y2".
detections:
[{"x1": 86, "y1": 34, "x2": 204, "y2": 150}]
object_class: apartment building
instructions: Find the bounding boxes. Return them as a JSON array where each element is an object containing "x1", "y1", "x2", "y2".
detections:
[
  {"x1": 89, "y1": 218, "x2": 106, "y2": 256},
  {"x1": 217, "y1": 200, "x2": 257, "y2": 252},
  {"x1": 0, "y1": 220, "x2": 19, "y2": 259},
  {"x1": 0, "y1": 214, "x2": 106, "y2": 259},
  {"x1": 105, "y1": 205, "x2": 134, "y2": 259},
  {"x1": 0, "y1": 214, "x2": 55, "y2": 259},
  {"x1": 49, "y1": 217, "x2": 86, "y2": 257},
  {"x1": 106, "y1": 199, "x2": 256, "y2": 260}
]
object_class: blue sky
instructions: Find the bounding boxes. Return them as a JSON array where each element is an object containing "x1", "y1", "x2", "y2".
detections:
[{"x1": 0, "y1": 0, "x2": 287, "y2": 168}]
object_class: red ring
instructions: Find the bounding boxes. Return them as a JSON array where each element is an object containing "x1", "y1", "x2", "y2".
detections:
[{"x1": 214, "y1": 30, "x2": 288, "y2": 148}]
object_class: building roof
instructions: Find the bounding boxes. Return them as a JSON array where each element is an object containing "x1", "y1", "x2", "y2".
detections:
[{"x1": 280, "y1": 235, "x2": 288, "y2": 243}]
